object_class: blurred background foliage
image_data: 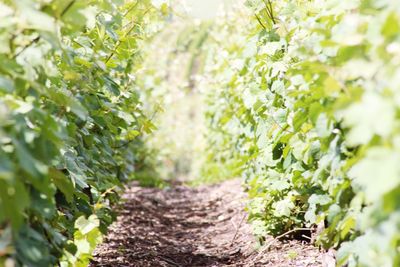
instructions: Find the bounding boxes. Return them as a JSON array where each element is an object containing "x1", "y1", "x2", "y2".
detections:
[
  {"x1": 137, "y1": 20, "x2": 211, "y2": 183},
  {"x1": 136, "y1": 1, "x2": 242, "y2": 185}
]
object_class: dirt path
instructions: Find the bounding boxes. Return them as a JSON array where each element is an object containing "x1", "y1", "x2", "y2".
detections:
[{"x1": 91, "y1": 180, "x2": 323, "y2": 267}]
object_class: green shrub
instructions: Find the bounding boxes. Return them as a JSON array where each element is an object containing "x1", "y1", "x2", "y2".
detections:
[
  {"x1": 0, "y1": 1, "x2": 165, "y2": 266},
  {"x1": 203, "y1": 0, "x2": 400, "y2": 266}
]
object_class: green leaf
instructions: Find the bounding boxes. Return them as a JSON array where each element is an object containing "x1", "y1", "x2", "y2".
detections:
[
  {"x1": 15, "y1": 226, "x2": 51, "y2": 267},
  {"x1": 16, "y1": 1, "x2": 56, "y2": 33},
  {"x1": 323, "y1": 75, "x2": 341, "y2": 95},
  {"x1": 14, "y1": 140, "x2": 48, "y2": 180},
  {"x1": 68, "y1": 99, "x2": 89, "y2": 121},
  {"x1": 338, "y1": 93, "x2": 395, "y2": 145},
  {"x1": 0, "y1": 77, "x2": 14, "y2": 93},
  {"x1": 75, "y1": 215, "x2": 100, "y2": 235},
  {"x1": 0, "y1": 180, "x2": 30, "y2": 228},
  {"x1": 273, "y1": 198, "x2": 294, "y2": 217},
  {"x1": 49, "y1": 168, "x2": 75, "y2": 203},
  {"x1": 308, "y1": 194, "x2": 331, "y2": 206},
  {"x1": 315, "y1": 113, "x2": 332, "y2": 138},
  {"x1": 382, "y1": 12, "x2": 400, "y2": 39},
  {"x1": 126, "y1": 130, "x2": 140, "y2": 141},
  {"x1": 349, "y1": 148, "x2": 400, "y2": 202},
  {"x1": 292, "y1": 110, "x2": 307, "y2": 132}
]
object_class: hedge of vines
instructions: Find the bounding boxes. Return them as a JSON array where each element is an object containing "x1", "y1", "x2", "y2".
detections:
[
  {"x1": 137, "y1": 20, "x2": 212, "y2": 183},
  {"x1": 0, "y1": 0, "x2": 165, "y2": 266},
  {"x1": 203, "y1": 0, "x2": 400, "y2": 266}
]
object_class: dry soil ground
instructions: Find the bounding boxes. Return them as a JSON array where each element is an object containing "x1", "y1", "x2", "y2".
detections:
[{"x1": 91, "y1": 179, "x2": 324, "y2": 267}]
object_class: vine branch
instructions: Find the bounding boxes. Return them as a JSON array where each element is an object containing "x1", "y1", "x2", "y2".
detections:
[
  {"x1": 255, "y1": 14, "x2": 267, "y2": 30},
  {"x1": 60, "y1": 0, "x2": 76, "y2": 18},
  {"x1": 105, "y1": 8, "x2": 151, "y2": 64},
  {"x1": 263, "y1": 0, "x2": 277, "y2": 25}
]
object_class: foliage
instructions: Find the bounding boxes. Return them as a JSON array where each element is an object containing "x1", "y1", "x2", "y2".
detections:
[
  {"x1": 138, "y1": 20, "x2": 212, "y2": 182},
  {"x1": 198, "y1": 6, "x2": 253, "y2": 184},
  {"x1": 0, "y1": 0, "x2": 165, "y2": 266},
  {"x1": 202, "y1": 0, "x2": 400, "y2": 266}
]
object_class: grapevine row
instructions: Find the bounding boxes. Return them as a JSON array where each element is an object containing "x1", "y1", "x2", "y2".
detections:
[
  {"x1": 202, "y1": 1, "x2": 400, "y2": 266},
  {"x1": 0, "y1": 1, "x2": 165, "y2": 266}
]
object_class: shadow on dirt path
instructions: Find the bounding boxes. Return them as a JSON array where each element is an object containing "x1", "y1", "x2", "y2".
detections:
[{"x1": 90, "y1": 180, "x2": 323, "y2": 266}]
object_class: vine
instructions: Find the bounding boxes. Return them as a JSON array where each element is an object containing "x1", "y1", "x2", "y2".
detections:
[
  {"x1": 202, "y1": 0, "x2": 400, "y2": 266},
  {"x1": 0, "y1": 0, "x2": 166, "y2": 266}
]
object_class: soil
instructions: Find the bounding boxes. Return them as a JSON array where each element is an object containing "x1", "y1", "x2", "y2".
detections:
[{"x1": 90, "y1": 179, "x2": 324, "y2": 267}]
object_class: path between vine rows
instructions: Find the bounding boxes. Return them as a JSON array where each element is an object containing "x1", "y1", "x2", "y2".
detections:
[{"x1": 91, "y1": 179, "x2": 326, "y2": 267}]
